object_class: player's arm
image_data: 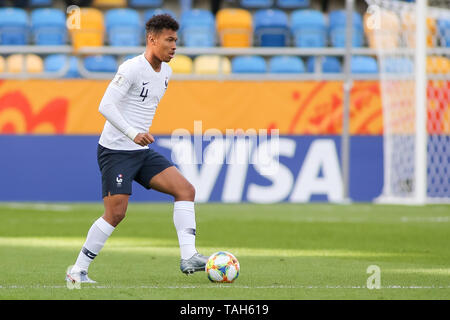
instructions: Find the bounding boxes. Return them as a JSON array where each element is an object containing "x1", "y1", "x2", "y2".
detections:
[{"x1": 98, "y1": 73, "x2": 154, "y2": 146}]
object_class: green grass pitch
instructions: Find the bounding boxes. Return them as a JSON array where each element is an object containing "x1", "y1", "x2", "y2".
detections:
[{"x1": 0, "y1": 202, "x2": 449, "y2": 300}]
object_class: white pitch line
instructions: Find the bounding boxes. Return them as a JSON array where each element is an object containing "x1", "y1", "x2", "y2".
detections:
[
  {"x1": 1, "y1": 285, "x2": 450, "y2": 290},
  {"x1": 1, "y1": 202, "x2": 73, "y2": 212}
]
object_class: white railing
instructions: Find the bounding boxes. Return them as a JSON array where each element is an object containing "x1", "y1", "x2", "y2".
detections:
[{"x1": 2, "y1": 45, "x2": 449, "y2": 80}]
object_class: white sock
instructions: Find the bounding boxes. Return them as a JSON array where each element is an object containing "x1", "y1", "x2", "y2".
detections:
[
  {"x1": 173, "y1": 201, "x2": 197, "y2": 260},
  {"x1": 73, "y1": 217, "x2": 115, "y2": 271}
]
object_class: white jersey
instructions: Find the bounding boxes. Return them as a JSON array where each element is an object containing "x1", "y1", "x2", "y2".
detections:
[{"x1": 98, "y1": 53, "x2": 172, "y2": 150}]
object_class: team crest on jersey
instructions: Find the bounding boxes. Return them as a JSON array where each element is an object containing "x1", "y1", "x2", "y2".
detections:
[
  {"x1": 164, "y1": 77, "x2": 168, "y2": 89},
  {"x1": 116, "y1": 174, "x2": 123, "y2": 187}
]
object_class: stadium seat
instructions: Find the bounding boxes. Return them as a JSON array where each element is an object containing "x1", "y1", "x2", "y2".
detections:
[
  {"x1": 240, "y1": 0, "x2": 273, "y2": 9},
  {"x1": 216, "y1": 8, "x2": 252, "y2": 47},
  {"x1": 69, "y1": 8, "x2": 104, "y2": 50},
  {"x1": 6, "y1": 54, "x2": 43, "y2": 74},
  {"x1": 0, "y1": 56, "x2": 5, "y2": 73},
  {"x1": 381, "y1": 57, "x2": 414, "y2": 73},
  {"x1": 143, "y1": 8, "x2": 177, "y2": 22},
  {"x1": 0, "y1": 8, "x2": 29, "y2": 45},
  {"x1": 427, "y1": 56, "x2": 450, "y2": 74},
  {"x1": 193, "y1": 55, "x2": 231, "y2": 75},
  {"x1": 44, "y1": 54, "x2": 81, "y2": 78},
  {"x1": 128, "y1": 0, "x2": 162, "y2": 8},
  {"x1": 92, "y1": 0, "x2": 126, "y2": 7},
  {"x1": 364, "y1": 10, "x2": 400, "y2": 49},
  {"x1": 351, "y1": 56, "x2": 378, "y2": 73},
  {"x1": 84, "y1": 55, "x2": 117, "y2": 73},
  {"x1": 329, "y1": 10, "x2": 364, "y2": 47},
  {"x1": 253, "y1": 9, "x2": 290, "y2": 47},
  {"x1": 277, "y1": 0, "x2": 309, "y2": 9},
  {"x1": 105, "y1": 8, "x2": 141, "y2": 46},
  {"x1": 180, "y1": 9, "x2": 215, "y2": 47},
  {"x1": 30, "y1": 0, "x2": 53, "y2": 6},
  {"x1": 269, "y1": 55, "x2": 305, "y2": 73},
  {"x1": 168, "y1": 54, "x2": 193, "y2": 74},
  {"x1": 31, "y1": 8, "x2": 67, "y2": 45},
  {"x1": 307, "y1": 56, "x2": 342, "y2": 73},
  {"x1": 231, "y1": 55, "x2": 267, "y2": 73},
  {"x1": 291, "y1": 9, "x2": 326, "y2": 47},
  {"x1": 123, "y1": 54, "x2": 138, "y2": 61},
  {"x1": 437, "y1": 19, "x2": 450, "y2": 47}
]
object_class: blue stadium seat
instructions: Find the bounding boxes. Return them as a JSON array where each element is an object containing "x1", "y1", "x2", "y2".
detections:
[
  {"x1": 240, "y1": 0, "x2": 274, "y2": 9},
  {"x1": 269, "y1": 55, "x2": 305, "y2": 73},
  {"x1": 143, "y1": 8, "x2": 177, "y2": 22},
  {"x1": 105, "y1": 8, "x2": 142, "y2": 46},
  {"x1": 44, "y1": 54, "x2": 81, "y2": 78},
  {"x1": 31, "y1": 8, "x2": 67, "y2": 45},
  {"x1": 0, "y1": 8, "x2": 28, "y2": 45},
  {"x1": 291, "y1": 9, "x2": 326, "y2": 47},
  {"x1": 437, "y1": 18, "x2": 450, "y2": 47},
  {"x1": 232, "y1": 55, "x2": 267, "y2": 73},
  {"x1": 123, "y1": 54, "x2": 139, "y2": 61},
  {"x1": 277, "y1": 0, "x2": 309, "y2": 9},
  {"x1": 307, "y1": 56, "x2": 342, "y2": 73},
  {"x1": 128, "y1": 0, "x2": 162, "y2": 8},
  {"x1": 382, "y1": 57, "x2": 414, "y2": 73},
  {"x1": 30, "y1": 0, "x2": 53, "y2": 6},
  {"x1": 351, "y1": 56, "x2": 378, "y2": 73},
  {"x1": 254, "y1": 9, "x2": 290, "y2": 47},
  {"x1": 84, "y1": 55, "x2": 118, "y2": 73},
  {"x1": 329, "y1": 10, "x2": 364, "y2": 47},
  {"x1": 180, "y1": 9, "x2": 215, "y2": 47}
]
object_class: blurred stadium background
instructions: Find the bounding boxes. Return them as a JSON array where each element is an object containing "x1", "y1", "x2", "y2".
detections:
[
  {"x1": 0, "y1": 0, "x2": 449, "y2": 300},
  {"x1": 0, "y1": 0, "x2": 448, "y2": 204}
]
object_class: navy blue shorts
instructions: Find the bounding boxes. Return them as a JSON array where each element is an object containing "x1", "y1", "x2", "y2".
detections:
[{"x1": 97, "y1": 144, "x2": 173, "y2": 198}]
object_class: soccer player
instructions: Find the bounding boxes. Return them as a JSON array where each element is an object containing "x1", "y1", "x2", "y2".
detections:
[{"x1": 66, "y1": 14, "x2": 208, "y2": 284}]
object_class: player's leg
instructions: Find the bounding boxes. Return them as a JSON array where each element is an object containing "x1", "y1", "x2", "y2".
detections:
[
  {"x1": 147, "y1": 166, "x2": 197, "y2": 260},
  {"x1": 67, "y1": 146, "x2": 143, "y2": 283},
  {"x1": 135, "y1": 150, "x2": 208, "y2": 274},
  {"x1": 147, "y1": 166, "x2": 208, "y2": 274},
  {"x1": 67, "y1": 194, "x2": 129, "y2": 283}
]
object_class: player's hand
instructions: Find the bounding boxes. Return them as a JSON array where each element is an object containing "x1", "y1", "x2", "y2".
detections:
[{"x1": 134, "y1": 133, "x2": 155, "y2": 146}]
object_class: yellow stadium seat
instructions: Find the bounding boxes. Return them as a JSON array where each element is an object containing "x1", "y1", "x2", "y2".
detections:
[
  {"x1": 92, "y1": 0, "x2": 126, "y2": 7},
  {"x1": 427, "y1": 56, "x2": 450, "y2": 74},
  {"x1": 168, "y1": 54, "x2": 193, "y2": 74},
  {"x1": 68, "y1": 8, "x2": 105, "y2": 51},
  {"x1": 0, "y1": 56, "x2": 4, "y2": 73},
  {"x1": 216, "y1": 8, "x2": 252, "y2": 47},
  {"x1": 193, "y1": 55, "x2": 231, "y2": 75},
  {"x1": 364, "y1": 10, "x2": 400, "y2": 49},
  {"x1": 6, "y1": 54, "x2": 43, "y2": 74}
]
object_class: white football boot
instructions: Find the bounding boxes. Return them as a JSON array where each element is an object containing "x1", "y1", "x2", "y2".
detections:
[{"x1": 66, "y1": 266, "x2": 97, "y2": 284}]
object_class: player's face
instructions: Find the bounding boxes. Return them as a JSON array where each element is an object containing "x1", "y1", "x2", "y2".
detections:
[{"x1": 149, "y1": 29, "x2": 178, "y2": 63}]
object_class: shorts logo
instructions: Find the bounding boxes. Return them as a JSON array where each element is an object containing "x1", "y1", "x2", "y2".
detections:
[{"x1": 116, "y1": 174, "x2": 123, "y2": 187}]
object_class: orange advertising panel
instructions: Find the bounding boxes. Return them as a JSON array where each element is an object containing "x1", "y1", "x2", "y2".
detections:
[{"x1": 0, "y1": 79, "x2": 447, "y2": 135}]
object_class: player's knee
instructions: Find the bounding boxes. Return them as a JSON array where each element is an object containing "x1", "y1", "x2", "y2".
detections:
[
  {"x1": 176, "y1": 182, "x2": 195, "y2": 201},
  {"x1": 186, "y1": 183, "x2": 196, "y2": 200}
]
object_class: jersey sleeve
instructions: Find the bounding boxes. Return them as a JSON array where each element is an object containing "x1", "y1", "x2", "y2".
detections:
[
  {"x1": 98, "y1": 61, "x2": 139, "y2": 141},
  {"x1": 109, "y1": 61, "x2": 136, "y2": 95}
]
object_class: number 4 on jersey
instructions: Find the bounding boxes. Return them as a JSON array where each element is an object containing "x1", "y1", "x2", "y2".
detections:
[{"x1": 140, "y1": 87, "x2": 148, "y2": 102}]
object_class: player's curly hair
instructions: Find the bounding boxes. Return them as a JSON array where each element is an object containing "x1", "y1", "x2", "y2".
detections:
[{"x1": 145, "y1": 14, "x2": 179, "y2": 35}]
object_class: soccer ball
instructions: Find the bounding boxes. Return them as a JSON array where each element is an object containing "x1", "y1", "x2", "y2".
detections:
[{"x1": 205, "y1": 251, "x2": 240, "y2": 283}]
